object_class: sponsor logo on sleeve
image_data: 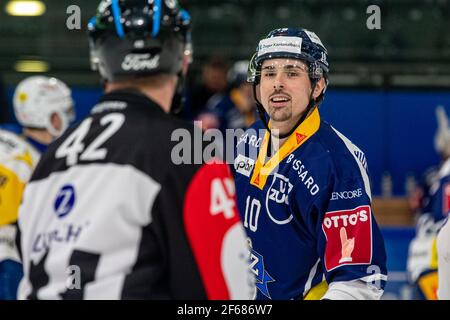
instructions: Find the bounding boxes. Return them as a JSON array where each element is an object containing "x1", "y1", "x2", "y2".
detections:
[
  {"x1": 322, "y1": 205, "x2": 372, "y2": 271},
  {"x1": 330, "y1": 188, "x2": 363, "y2": 201}
]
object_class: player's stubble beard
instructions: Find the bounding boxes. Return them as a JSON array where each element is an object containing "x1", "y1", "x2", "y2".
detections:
[
  {"x1": 268, "y1": 102, "x2": 292, "y2": 122},
  {"x1": 267, "y1": 87, "x2": 311, "y2": 132},
  {"x1": 266, "y1": 88, "x2": 293, "y2": 122},
  {"x1": 267, "y1": 98, "x2": 307, "y2": 134}
]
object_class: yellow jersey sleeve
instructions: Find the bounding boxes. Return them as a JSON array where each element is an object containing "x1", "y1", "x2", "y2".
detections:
[
  {"x1": 0, "y1": 164, "x2": 27, "y2": 225},
  {"x1": 0, "y1": 130, "x2": 40, "y2": 226},
  {"x1": 304, "y1": 280, "x2": 328, "y2": 300}
]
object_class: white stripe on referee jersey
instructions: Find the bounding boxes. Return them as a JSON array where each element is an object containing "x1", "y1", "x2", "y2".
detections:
[{"x1": 18, "y1": 163, "x2": 161, "y2": 300}]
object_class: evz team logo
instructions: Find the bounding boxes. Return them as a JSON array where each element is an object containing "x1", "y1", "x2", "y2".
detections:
[
  {"x1": 322, "y1": 205, "x2": 372, "y2": 271},
  {"x1": 249, "y1": 248, "x2": 275, "y2": 299},
  {"x1": 234, "y1": 154, "x2": 255, "y2": 177},
  {"x1": 265, "y1": 174, "x2": 293, "y2": 225},
  {"x1": 121, "y1": 53, "x2": 160, "y2": 71}
]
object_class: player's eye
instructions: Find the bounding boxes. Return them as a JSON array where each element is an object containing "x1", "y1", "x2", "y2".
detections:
[
  {"x1": 262, "y1": 71, "x2": 276, "y2": 78},
  {"x1": 286, "y1": 71, "x2": 300, "y2": 77}
]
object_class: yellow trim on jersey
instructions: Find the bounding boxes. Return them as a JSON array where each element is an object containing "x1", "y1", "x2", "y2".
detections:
[
  {"x1": 14, "y1": 149, "x2": 34, "y2": 169},
  {"x1": 0, "y1": 164, "x2": 25, "y2": 226},
  {"x1": 230, "y1": 88, "x2": 244, "y2": 109},
  {"x1": 418, "y1": 271, "x2": 438, "y2": 300},
  {"x1": 250, "y1": 108, "x2": 321, "y2": 190},
  {"x1": 304, "y1": 280, "x2": 328, "y2": 300},
  {"x1": 430, "y1": 237, "x2": 438, "y2": 269}
]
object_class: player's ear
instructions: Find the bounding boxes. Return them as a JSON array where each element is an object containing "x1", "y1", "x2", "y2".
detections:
[
  {"x1": 313, "y1": 78, "x2": 326, "y2": 100},
  {"x1": 51, "y1": 112, "x2": 62, "y2": 131}
]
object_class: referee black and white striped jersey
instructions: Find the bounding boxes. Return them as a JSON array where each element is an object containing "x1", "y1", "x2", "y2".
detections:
[{"x1": 17, "y1": 89, "x2": 254, "y2": 300}]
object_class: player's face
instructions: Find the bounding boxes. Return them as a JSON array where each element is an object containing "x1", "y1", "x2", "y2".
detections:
[{"x1": 259, "y1": 58, "x2": 312, "y2": 127}]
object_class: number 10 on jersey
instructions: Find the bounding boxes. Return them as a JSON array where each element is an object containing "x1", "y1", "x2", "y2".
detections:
[{"x1": 244, "y1": 196, "x2": 261, "y2": 232}]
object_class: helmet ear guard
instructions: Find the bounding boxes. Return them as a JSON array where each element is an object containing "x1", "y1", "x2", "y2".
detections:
[{"x1": 309, "y1": 61, "x2": 324, "y2": 81}]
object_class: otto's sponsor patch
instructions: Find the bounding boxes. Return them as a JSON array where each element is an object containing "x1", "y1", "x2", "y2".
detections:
[{"x1": 322, "y1": 205, "x2": 372, "y2": 271}]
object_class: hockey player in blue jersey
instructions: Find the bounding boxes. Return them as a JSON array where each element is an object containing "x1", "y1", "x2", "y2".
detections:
[{"x1": 234, "y1": 28, "x2": 387, "y2": 300}]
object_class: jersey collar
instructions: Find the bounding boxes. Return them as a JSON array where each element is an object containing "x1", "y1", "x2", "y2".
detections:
[
  {"x1": 25, "y1": 135, "x2": 47, "y2": 154},
  {"x1": 250, "y1": 107, "x2": 321, "y2": 190}
]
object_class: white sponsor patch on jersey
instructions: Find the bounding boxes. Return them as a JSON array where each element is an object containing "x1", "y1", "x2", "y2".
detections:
[
  {"x1": 258, "y1": 36, "x2": 302, "y2": 57},
  {"x1": 234, "y1": 154, "x2": 255, "y2": 177}
]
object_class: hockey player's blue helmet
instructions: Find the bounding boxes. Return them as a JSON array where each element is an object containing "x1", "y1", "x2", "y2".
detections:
[
  {"x1": 87, "y1": 0, "x2": 192, "y2": 82},
  {"x1": 248, "y1": 28, "x2": 330, "y2": 138},
  {"x1": 248, "y1": 28, "x2": 329, "y2": 87}
]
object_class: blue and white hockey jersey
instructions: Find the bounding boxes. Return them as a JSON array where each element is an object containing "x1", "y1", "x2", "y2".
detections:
[{"x1": 234, "y1": 108, "x2": 387, "y2": 300}]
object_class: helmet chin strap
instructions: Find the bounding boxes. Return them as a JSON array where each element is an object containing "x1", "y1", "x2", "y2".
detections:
[
  {"x1": 253, "y1": 83, "x2": 271, "y2": 133},
  {"x1": 170, "y1": 70, "x2": 186, "y2": 115}
]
